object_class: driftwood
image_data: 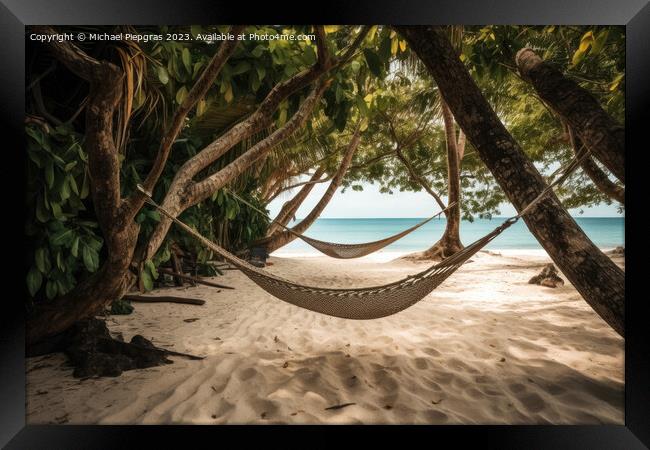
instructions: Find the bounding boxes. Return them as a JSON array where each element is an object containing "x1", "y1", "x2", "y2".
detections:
[
  {"x1": 158, "y1": 268, "x2": 234, "y2": 290},
  {"x1": 123, "y1": 294, "x2": 206, "y2": 306},
  {"x1": 324, "y1": 402, "x2": 356, "y2": 411}
]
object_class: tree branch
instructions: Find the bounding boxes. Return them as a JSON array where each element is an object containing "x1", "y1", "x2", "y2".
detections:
[{"x1": 122, "y1": 25, "x2": 245, "y2": 221}]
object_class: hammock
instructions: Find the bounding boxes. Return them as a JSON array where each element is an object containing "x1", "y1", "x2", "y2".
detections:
[
  {"x1": 140, "y1": 186, "x2": 516, "y2": 319},
  {"x1": 136, "y1": 149, "x2": 585, "y2": 319},
  {"x1": 227, "y1": 189, "x2": 455, "y2": 259}
]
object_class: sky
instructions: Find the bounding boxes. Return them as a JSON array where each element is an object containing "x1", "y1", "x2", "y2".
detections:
[{"x1": 266, "y1": 181, "x2": 624, "y2": 219}]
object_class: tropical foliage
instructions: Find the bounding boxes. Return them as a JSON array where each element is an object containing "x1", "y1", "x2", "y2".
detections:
[{"x1": 25, "y1": 24, "x2": 624, "y2": 303}]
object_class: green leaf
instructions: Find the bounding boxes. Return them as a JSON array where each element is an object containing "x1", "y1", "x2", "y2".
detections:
[
  {"x1": 35, "y1": 197, "x2": 49, "y2": 223},
  {"x1": 231, "y1": 61, "x2": 251, "y2": 75},
  {"x1": 145, "y1": 259, "x2": 158, "y2": 279},
  {"x1": 82, "y1": 245, "x2": 98, "y2": 272},
  {"x1": 256, "y1": 66, "x2": 266, "y2": 81},
  {"x1": 224, "y1": 83, "x2": 234, "y2": 103},
  {"x1": 50, "y1": 228, "x2": 73, "y2": 246},
  {"x1": 182, "y1": 48, "x2": 192, "y2": 74},
  {"x1": 157, "y1": 65, "x2": 170, "y2": 85},
  {"x1": 335, "y1": 84, "x2": 342, "y2": 103},
  {"x1": 45, "y1": 161, "x2": 55, "y2": 189},
  {"x1": 324, "y1": 25, "x2": 340, "y2": 34},
  {"x1": 50, "y1": 202, "x2": 64, "y2": 220},
  {"x1": 363, "y1": 49, "x2": 383, "y2": 78},
  {"x1": 190, "y1": 25, "x2": 202, "y2": 38},
  {"x1": 56, "y1": 251, "x2": 65, "y2": 271},
  {"x1": 71, "y1": 236, "x2": 80, "y2": 257},
  {"x1": 35, "y1": 247, "x2": 49, "y2": 273},
  {"x1": 45, "y1": 280, "x2": 58, "y2": 299},
  {"x1": 141, "y1": 270, "x2": 153, "y2": 291},
  {"x1": 80, "y1": 171, "x2": 90, "y2": 199},
  {"x1": 176, "y1": 86, "x2": 189, "y2": 105},
  {"x1": 590, "y1": 29, "x2": 609, "y2": 55},
  {"x1": 85, "y1": 236, "x2": 103, "y2": 251},
  {"x1": 571, "y1": 48, "x2": 586, "y2": 66},
  {"x1": 68, "y1": 175, "x2": 79, "y2": 196},
  {"x1": 64, "y1": 161, "x2": 77, "y2": 171},
  {"x1": 26, "y1": 267, "x2": 43, "y2": 297},
  {"x1": 193, "y1": 61, "x2": 205, "y2": 78},
  {"x1": 251, "y1": 45, "x2": 265, "y2": 58},
  {"x1": 196, "y1": 99, "x2": 207, "y2": 117},
  {"x1": 356, "y1": 96, "x2": 369, "y2": 116},
  {"x1": 60, "y1": 177, "x2": 70, "y2": 201},
  {"x1": 26, "y1": 126, "x2": 44, "y2": 145},
  {"x1": 145, "y1": 210, "x2": 161, "y2": 222}
]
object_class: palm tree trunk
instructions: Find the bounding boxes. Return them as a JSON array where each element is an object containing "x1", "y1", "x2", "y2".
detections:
[
  {"x1": 261, "y1": 125, "x2": 361, "y2": 254},
  {"x1": 568, "y1": 126, "x2": 625, "y2": 205},
  {"x1": 396, "y1": 26, "x2": 625, "y2": 337},
  {"x1": 516, "y1": 48, "x2": 625, "y2": 183}
]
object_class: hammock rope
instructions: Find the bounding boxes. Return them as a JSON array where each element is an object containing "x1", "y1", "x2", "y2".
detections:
[
  {"x1": 137, "y1": 151, "x2": 587, "y2": 320},
  {"x1": 225, "y1": 189, "x2": 456, "y2": 259}
]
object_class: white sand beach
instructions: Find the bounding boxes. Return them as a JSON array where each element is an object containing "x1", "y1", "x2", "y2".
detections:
[{"x1": 26, "y1": 250, "x2": 624, "y2": 425}]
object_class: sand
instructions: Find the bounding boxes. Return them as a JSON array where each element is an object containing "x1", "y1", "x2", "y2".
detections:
[{"x1": 26, "y1": 250, "x2": 625, "y2": 425}]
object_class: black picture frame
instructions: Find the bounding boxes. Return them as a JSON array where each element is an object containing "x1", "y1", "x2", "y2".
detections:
[{"x1": 1, "y1": 0, "x2": 647, "y2": 447}]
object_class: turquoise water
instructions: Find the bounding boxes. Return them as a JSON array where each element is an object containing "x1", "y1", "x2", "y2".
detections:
[{"x1": 276, "y1": 217, "x2": 625, "y2": 254}]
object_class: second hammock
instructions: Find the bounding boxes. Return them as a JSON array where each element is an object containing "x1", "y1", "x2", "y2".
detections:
[{"x1": 227, "y1": 189, "x2": 455, "y2": 259}]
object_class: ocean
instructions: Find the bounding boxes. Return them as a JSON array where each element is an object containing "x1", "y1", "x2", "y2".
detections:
[{"x1": 272, "y1": 217, "x2": 625, "y2": 256}]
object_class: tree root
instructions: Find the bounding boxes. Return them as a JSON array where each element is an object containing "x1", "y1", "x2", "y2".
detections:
[
  {"x1": 402, "y1": 237, "x2": 464, "y2": 262},
  {"x1": 28, "y1": 318, "x2": 204, "y2": 378}
]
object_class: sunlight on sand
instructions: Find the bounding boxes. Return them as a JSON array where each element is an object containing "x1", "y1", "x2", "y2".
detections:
[{"x1": 26, "y1": 250, "x2": 624, "y2": 425}]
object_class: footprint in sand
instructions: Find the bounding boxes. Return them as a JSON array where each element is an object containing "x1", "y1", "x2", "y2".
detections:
[
  {"x1": 518, "y1": 393, "x2": 546, "y2": 413},
  {"x1": 423, "y1": 347, "x2": 441, "y2": 357},
  {"x1": 423, "y1": 410, "x2": 448, "y2": 423},
  {"x1": 414, "y1": 357, "x2": 429, "y2": 370},
  {"x1": 508, "y1": 382, "x2": 527, "y2": 394},
  {"x1": 237, "y1": 367, "x2": 258, "y2": 381}
]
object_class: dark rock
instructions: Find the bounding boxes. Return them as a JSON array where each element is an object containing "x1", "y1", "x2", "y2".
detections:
[
  {"x1": 529, "y1": 263, "x2": 564, "y2": 288},
  {"x1": 248, "y1": 246, "x2": 269, "y2": 268},
  {"x1": 110, "y1": 299, "x2": 134, "y2": 315},
  {"x1": 130, "y1": 334, "x2": 155, "y2": 348},
  {"x1": 608, "y1": 246, "x2": 624, "y2": 256},
  {"x1": 61, "y1": 318, "x2": 172, "y2": 378}
]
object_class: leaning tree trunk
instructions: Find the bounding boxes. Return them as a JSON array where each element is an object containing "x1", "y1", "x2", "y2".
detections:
[
  {"x1": 26, "y1": 26, "x2": 242, "y2": 345},
  {"x1": 567, "y1": 126, "x2": 625, "y2": 205},
  {"x1": 266, "y1": 166, "x2": 326, "y2": 236},
  {"x1": 516, "y1": 48, "x2": 625, "y2": 183},
  {"x1": 25, "y1": 37, "x2": 137, "y2": 345},
  {"x1": 260, "y1": 125, "x2": 361, "y2": 254},
  {"x1": 396, "y1": 26, "x2": 625, "y2": 337},
  {"x1": 414, "y1": 98, "x2": 464, "y2": 260}
]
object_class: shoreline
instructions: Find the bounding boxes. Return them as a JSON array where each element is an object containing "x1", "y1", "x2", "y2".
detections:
[
  {"x1": 26, "y1": 249, "x2": 625, "y2": 425},
  {"x1": 271, "y1": 247, "x2": 623, "y2": 262}
]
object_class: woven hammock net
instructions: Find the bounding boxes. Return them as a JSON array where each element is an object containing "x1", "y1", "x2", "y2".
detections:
[
  {"x1": 230, "y1": 190, "x2": 452, "y2": 259},
  {"x1": 291, "y1": 213, "x2": 442, "y2": 259},
  {"x1": 148, "y1": 197, "x2": 516, "y2": 319}
]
